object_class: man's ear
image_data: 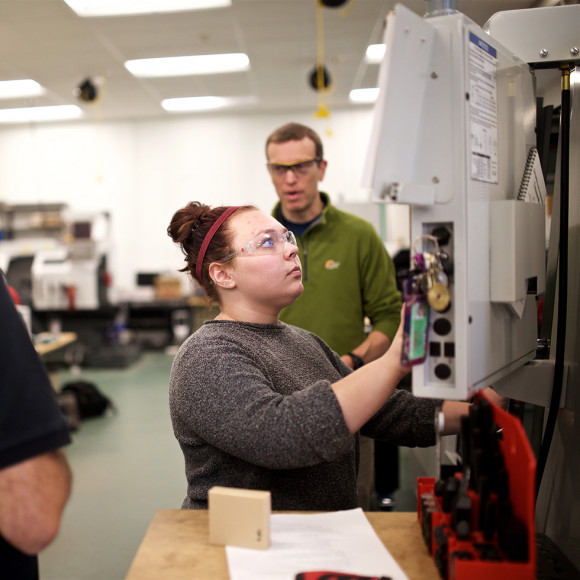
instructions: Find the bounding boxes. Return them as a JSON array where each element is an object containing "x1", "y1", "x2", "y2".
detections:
[
  {"x1": 318, "y1": 159, "x2": 328, "y2": 182},
  {"x1": 208, "y1": 262, "x2": 235, "y2": 289}
]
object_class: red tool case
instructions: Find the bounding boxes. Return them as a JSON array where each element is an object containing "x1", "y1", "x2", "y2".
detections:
[{"x1": 417, "y1": 391, "x2": 536, "y2": 580}]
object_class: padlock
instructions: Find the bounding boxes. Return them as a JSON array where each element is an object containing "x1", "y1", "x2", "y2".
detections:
[
  {"x1": 427, "y1": 282, "x2": 451, "y2": 312},
  {"x1": 420, "y1": 254, "x2": 451, "y2": 313}
]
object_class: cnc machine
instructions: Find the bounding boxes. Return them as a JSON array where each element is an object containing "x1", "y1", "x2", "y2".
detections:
[{"x1": 365, "y1": 2, "x2": 579, "y2": 577}]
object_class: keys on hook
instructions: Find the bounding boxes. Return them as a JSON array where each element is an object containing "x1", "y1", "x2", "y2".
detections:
[
  {"x1": 401, "y1": 235, "x2": 451, "y2": 367},
  {"x1": 414, "y1": 236, "x2": 451, "y2": 313}
]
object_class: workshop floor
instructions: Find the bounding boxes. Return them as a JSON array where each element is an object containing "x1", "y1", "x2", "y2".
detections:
[{"x1": 39, "y1": 351, "x2": 419, "y2": 580}]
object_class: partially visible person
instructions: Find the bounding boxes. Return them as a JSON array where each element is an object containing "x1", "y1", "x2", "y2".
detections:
[
  {"x1": 265, "y1": 122, "x2": 402, "y2": 508},
  {"x1": 167, "y1": 202, "x2": 474, "y2": 511},
  {"x1": 0, "y1": 272, "x2": 72, "y2": 580},
  {"x1": 266, "y1": 122, "x2": 401, "y2": 366}
]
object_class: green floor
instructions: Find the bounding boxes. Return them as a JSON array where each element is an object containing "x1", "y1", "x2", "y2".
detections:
[
  {"x1": 39, "y1": 351, "x2": 421, "y2": 580},
  {"x1": 40, "y1": 352, "x2": 185, "y2": 580}
]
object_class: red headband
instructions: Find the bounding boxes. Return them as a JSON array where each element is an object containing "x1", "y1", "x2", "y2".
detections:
[{"x1": 195, "y1": 206, "x2": 240, "y2": 281}]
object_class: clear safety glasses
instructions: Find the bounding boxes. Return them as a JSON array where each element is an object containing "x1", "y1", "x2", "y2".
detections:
[
  {"x1": 266, "y1": 158, "x2": 321, "y2": 178},
  {"x1": 222, "y1": 230, "x2": 297, "y2": 261}
]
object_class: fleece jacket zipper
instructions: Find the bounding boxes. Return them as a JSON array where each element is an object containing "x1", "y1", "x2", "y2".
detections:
[{"x1": 299, "y1": 213, "x2": 323, "y2": 283}]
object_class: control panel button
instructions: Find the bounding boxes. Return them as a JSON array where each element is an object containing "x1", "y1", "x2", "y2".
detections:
[
  {"x1": 434, "y1": 364, "x2": 452, "y2": 380},
  {"x1": 433, "y1": 318, "x2": 452, "y2": 336},
  {"x1": 444, "y1": 342, "x2": 455, "y2": 358},
  {"x1": 430, "y1": 342, "x2": 441, "y2": 357}
]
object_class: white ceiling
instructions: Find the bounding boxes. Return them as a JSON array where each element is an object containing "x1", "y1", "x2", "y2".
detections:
[{"x1": 0, "y1": 0, "x2": 541, "y2": 123}]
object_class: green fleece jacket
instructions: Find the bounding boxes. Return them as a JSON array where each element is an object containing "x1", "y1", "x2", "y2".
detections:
[{"x1": 273, "y1": 192, "x2": 402, "y2": 355}]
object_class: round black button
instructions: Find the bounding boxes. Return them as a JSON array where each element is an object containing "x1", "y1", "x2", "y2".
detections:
[
  {"x1": 433, "y1": 318, "x2": 452, "y2": 336},
  {"x1": 434, "y1": 364, "x2": 452, "y2": 380},
  {"x1": 431, "y1": 226, "x2": 451, "y2": 247}
]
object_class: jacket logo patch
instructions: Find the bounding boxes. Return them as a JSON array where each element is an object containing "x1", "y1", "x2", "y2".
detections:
[{"x1": 325, "y1": 260, "x2": 340, "y2": 270}]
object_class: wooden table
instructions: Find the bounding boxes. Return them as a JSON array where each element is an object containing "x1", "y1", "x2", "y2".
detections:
[
  {"x1": 126, "y1": 510, "x2": 439, "y2": 580},
  {"x1": 34, "y1": 332, "x2": 78, "y2": 356},
  {"x1": 34, "y1": 332, "x2": 77, "y2": 389}
]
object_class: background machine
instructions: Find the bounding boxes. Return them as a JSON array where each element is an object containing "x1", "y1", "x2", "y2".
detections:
[
  {"x1": 31, "y1": 212, "x2": 111, "y2": 313},
  {"x1": 365, "y1": 2, "x2": 579, "y2": 578}
]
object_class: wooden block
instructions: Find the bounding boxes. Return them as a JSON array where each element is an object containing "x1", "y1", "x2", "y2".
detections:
[{"x1": 208, "y1": 486, "x2": 271, "y2": 550}]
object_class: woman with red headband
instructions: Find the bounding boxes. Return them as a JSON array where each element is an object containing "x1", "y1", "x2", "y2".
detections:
[{"x1": 167, "y1": 201, "x2": 472, "y2": 511}]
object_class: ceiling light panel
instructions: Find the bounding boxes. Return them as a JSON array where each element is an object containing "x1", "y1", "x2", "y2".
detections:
[
  {"x1": 62, "y1": 0, "x2": 231, "y2": 17},
  {"x1": 161, "y1": 95, "x2": 257, "y2": 112},
  {"x1": 125, "y1": 53, "x2": 250, "y2": 78},
  {"x1": 0, "y1": 105, "x2": 82, "y2": 124},
  {"x1": 0, "y1": 80, "x2": 46, "y2": 99},
  {"x1": 162, "y1": 96, "x2": 227, "y2": 112},
  {"x1": 349, "y1": 88, "x2": 379, "y2": 104},
  {"x1": 365, "y1": 44, "x2": 386, "y2": 64}
]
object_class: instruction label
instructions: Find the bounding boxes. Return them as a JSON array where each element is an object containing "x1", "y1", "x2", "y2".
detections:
[{"x1": 468, "y1": 32, "x2": 498, "y2": 184}]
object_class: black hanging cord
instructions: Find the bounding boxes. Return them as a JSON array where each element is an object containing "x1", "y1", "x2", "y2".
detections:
[{"x1": 536, "y1": 65, "x2": 570, "y2": 497}]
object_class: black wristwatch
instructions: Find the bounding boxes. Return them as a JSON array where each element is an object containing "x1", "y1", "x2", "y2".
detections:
[{"x1": 347, "y1": 352, "x2": 364, "y2": 370}]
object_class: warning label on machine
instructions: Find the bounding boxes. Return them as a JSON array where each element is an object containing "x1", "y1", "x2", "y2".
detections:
[{"x1": 468, "y1": 32, "x2": 499, "y2": 184}]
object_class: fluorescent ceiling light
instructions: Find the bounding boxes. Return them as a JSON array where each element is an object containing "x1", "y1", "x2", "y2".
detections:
[
  {"x1": 162, "y1": 96, "x2": 228, "y2": 112},
  {"x1": 349, "y1": 88, "x2": 379, "y2": 104},
  {"x1": 162, "y1": 95, "x2": 257, "y2": 112},
  {"x1": 365, "y1": 44, "x2": 386, "y2": 64},
  {"x1": 125, "y1": 53, "x2": 250, "y2": 77},
  {"x1": 0, "y1": 105, "x2": 82, "y2": 124},
  {"x1": 0, "y1": 80, "x2": 46, "y2": 99},
  {"x1": 62, "y1": 0, "x2": 231, "y2": 17}
]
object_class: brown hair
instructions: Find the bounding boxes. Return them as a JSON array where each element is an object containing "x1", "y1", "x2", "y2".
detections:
[
  {"x1": 265, "y1": 122, "x2": 324, "y2": 160},
  {"x1": 167, "y1": 201, "x2": 255, "y2": 301}
]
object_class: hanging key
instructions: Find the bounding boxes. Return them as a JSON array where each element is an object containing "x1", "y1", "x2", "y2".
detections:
[{"x1": 417, "y1": 240, "x2": 451, "y2": 313}]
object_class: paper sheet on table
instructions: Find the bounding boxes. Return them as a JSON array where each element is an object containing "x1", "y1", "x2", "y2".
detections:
[{"x1": 226, "y1": 508, "x2": 409, "y2": 580}]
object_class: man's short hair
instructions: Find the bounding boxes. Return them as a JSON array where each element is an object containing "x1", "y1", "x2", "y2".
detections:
[{"x1": 265, "y1": 122, "x2": 324, "y2": 160}]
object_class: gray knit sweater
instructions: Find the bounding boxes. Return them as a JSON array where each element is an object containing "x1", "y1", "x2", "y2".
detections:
[{"x1": 169, "y1": 320, "x2": 440, "y2": 511}]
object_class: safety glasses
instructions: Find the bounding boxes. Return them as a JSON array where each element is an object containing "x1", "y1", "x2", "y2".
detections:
[
  {"x1": 266, "y1": 158, "x2": 321, "y2": 178},
  {"x1": 222, "y1": 230, "x2": 297, "y2": 261}
]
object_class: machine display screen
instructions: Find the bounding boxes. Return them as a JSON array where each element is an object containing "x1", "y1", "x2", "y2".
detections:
[{"x1": 73, "y1": 221, "x2": 92, "y2": 239}]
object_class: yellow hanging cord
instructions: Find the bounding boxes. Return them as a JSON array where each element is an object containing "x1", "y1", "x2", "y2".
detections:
[
  {"x1": 337, "y1": 0, "x2": 357, "y2": 18},
  {"x1": 314, "y1": 0, "x2": 330, "y2": 118}
]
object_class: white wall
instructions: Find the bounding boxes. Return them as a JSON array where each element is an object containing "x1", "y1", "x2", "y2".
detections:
[{"x1": 0, "y1": 107, "x2": 404, "y2": 297}]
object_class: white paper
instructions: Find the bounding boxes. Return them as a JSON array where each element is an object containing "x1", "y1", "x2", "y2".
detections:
[{"x1": 226, "y1": 508, "x2": 409, "y2": 580}]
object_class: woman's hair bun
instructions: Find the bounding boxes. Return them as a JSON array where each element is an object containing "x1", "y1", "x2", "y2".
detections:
[{"x1": 167, "y1": 201, "x2": 209, "y2": 245}]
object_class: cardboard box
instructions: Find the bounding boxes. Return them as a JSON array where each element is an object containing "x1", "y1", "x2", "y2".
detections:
[
  {"x1": 154, "y1": 275, "x2": 183, "y2": 300},
  {"x1": 208, "y1": 486, "x2": 271, "y2": 550}
]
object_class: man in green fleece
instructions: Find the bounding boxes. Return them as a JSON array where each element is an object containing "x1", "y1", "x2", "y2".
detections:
[{"x1": 266, "y1": 122, "x2": 402, "y2": 510}]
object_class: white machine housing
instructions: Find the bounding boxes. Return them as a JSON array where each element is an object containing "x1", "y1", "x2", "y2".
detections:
[
  {"x1": 31, "y1": 247, "x2": 104, "y2": 310},
  {"x1": 31, "y1": 212, "x2": 110, "y2": 311},
  {"x1": 365, "y1": 4, "x2": 546, "y2": 400}
]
